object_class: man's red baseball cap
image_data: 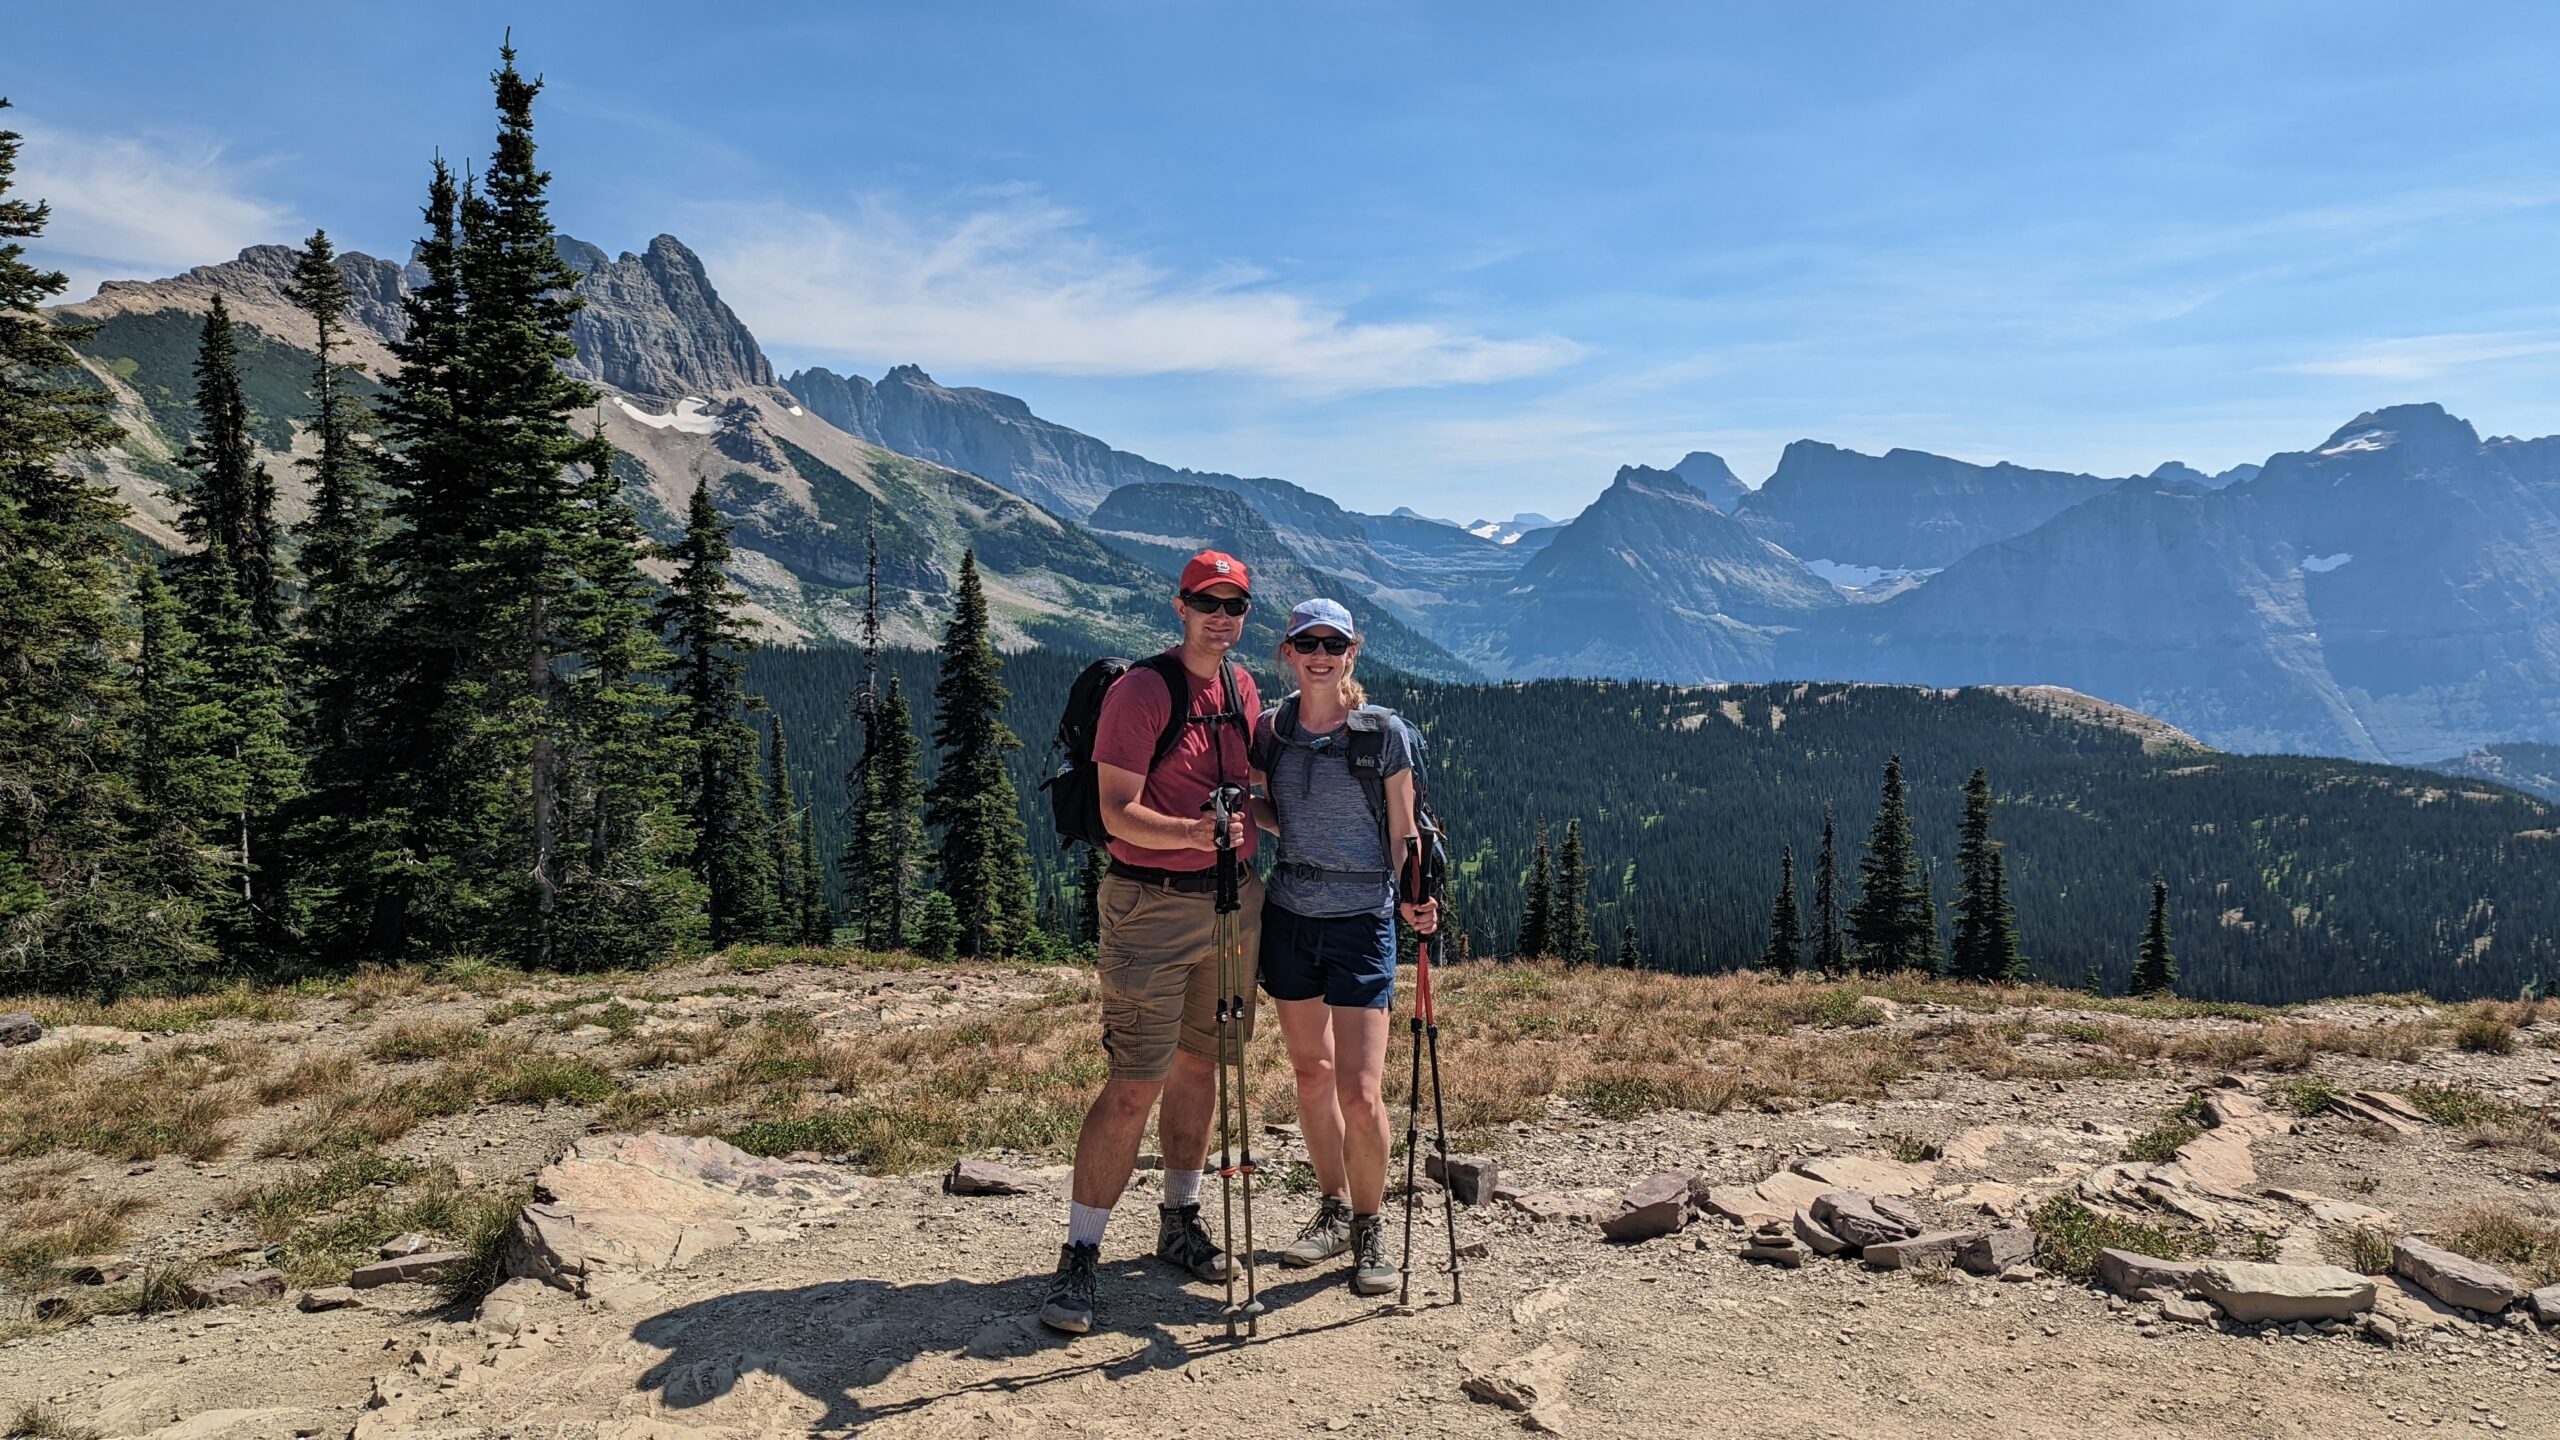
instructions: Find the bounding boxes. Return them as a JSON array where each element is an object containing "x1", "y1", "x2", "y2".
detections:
[{"x1": 1179, "y1": 549, "x2": 1250, "y2": 595}]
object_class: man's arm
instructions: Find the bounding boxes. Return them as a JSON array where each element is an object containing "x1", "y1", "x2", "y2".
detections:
[{"x1": 1099, "y1": 763, "x2": 1239, "y2": 852}]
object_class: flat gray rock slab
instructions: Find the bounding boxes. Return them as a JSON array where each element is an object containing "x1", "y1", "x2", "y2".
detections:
[
  {"x1": 945, "y1": 1158, "x2": 1038, "y2": 1195},
  {"x1": 1600, "y1": 1174, "x2": 1693, "y2": 1242},
  {"x1": 2193, "y1": 1260, "x2": 2375, "y2": 1323},
  {"x1": 2393, "y1": 1236, "x2": 2522, "y2": 1314},
  {"x1": 2530, "y1": 1285, "x2": 2560, "y2": 1326},
  {"x1": 183, "y1": 1267, "x2": 285, "y2": 1308},
  {"x1": 1863, "y1": 1230, "x2": 1977, "y2": 1270},
  {"x1": 0, "y1": 1011, "x2": 40, "y2": 1047},
  {"x1": 1792, "y1": 1207, "x2": 1849, "y2": 1256},
  {"x1": 350, "y1": 1251, "x2": 467, "y2": 1289},
  {"x1": 2097, "y1": 1248, "x2": 2199, "y2": 1300},
  {"x1": 1811, "y1": 1190, "x2": 1923, "y2": 1250},
  {"x1": 1956, "y1": 1227, "x2": 2036, "y2": 1275},
  {"x1": 1424, "y1": 1152, "x2": 1501, "y2": 1205},
  {"x1": 2161, "y1": 1296, "x2": 2219, "y2": 1327},
  {"x1": 298, "y1": 1286, "x2": 362, "y2": 1312}
]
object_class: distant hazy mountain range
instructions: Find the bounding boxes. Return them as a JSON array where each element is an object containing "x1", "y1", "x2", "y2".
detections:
[{"x1": 54, "y1": 235, "x2": 2560, "y2": 763}]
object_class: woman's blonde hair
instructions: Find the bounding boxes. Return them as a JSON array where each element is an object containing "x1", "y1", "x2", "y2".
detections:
[{"x1": 1276, "y1": 636, "x2": 1366, "y2": 708}]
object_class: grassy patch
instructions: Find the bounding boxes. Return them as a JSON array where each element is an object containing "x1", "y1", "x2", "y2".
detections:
[
  {"x1": 486, "y1": 1055, "x2": 616, "y2": 1106},
  {"x1": 2455, "y1": 1015, "x2": 2517, "y2": 1055},
  {"x1": 2402, "y1": 1083, "x2": 2520, "y2": 1128},
  {"x1": 0, "y1": 1189, "x2": 150, "y2": 1284},
  {"x1": 0, "y1": 1041, "x2": 255, "y2": 1161},
  {"x1": 2123, "y1": 1121, "x2": 2201, "y2": 1164},
  {"x1": 7, "y1": 982, "x2": 298, "y2": 1034},
  {"x1": 2436, "y1": 1205, "x2": 2560, "y2": 1288},
  {"x1": 2269, "y1": 1075, "x2": 2340, "y2": 1117},
  {"x1": 7, "y1": 1403, "x2": 101, "y2": 1440},
  {"x1": 2341, "y1": 1226, "x2": 2393, "y2": 1274},
  {"x1": 2030, "y1": 1195, "x2": 2214, "y2": 1281},
  {"x1": 437, "y1": 1183, "x2": 535, "y2": 1305},
  {"x1": 367, "y1": 1019, "x2": 487, "y2": 1063}
]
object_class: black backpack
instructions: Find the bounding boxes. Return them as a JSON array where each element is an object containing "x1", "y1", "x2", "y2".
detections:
[
  {"x1": 1041, "y1": 654, "x2": 1246, "y2": 849},
  {"x1": 1252, "y1": 696, "x2": 1448, "y2": 889}
]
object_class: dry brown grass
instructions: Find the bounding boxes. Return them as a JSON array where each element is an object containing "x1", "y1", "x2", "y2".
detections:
[
  {"x1": 0, "y1": 1170, "x2": 151, "y2": 1284},
  {"x1": 366, "y1": 1018, "x2": 488, "y2": 1063},
  {"x1": 0, "y1": 1040, "x2": 261, "y2": 1162},
  {"x1": 255, "y1": 1050, "x2": 359, "y2": 1105},
  {"x1": 2436, "y1": 1203, "x2": 2560, "y2": 1288},
  {"x1": 1, "y1": 983, "x2": 297, "y2": 1034}
]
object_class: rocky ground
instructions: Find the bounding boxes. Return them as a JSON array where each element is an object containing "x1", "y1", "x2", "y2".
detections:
[{"x1": 3, "y1": 958, "x2": 2557, "y2": 1439}]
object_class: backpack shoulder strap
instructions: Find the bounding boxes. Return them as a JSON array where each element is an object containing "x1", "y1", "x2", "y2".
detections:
[
  {"x1": 1251, "y1": 694, "x2": 1294, "y2": 775},
  {"x1": 1137, "y1": 652, "x2": 1193, "y2": 770}
]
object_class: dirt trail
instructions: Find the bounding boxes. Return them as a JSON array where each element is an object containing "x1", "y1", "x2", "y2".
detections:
[{"x1": 4, "y1": 968, "x2": 2558, "y2": 1438}]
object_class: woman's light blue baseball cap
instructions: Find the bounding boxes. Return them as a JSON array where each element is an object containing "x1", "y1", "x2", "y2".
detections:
[{"x1": 1285, "y1": 597, "x2": 1357, "y2": 639}]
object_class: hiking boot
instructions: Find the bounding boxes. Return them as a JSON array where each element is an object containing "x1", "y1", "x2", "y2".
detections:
[
  {"x1": 1348, "y1": 1212, "x2": 1398, "y2": 1296},
  {"x1": 1037, "y1": 1241, "x2": 1099, "y2": 1334},
  {"x1": 1156, "y1": 1202, "x2": 1233, "y2": 1282},
  {"x1": 1279, "y1": 1195, "x2": 1354, "y2": 1268}
]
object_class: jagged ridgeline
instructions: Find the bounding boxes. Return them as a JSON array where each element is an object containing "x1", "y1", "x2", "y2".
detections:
[{"x1": 749, "y1": 647, "x2": 2560, "y2": 1005}]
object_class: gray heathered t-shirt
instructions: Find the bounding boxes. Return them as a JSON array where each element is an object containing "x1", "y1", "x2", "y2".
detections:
[{"x1": 1256, "y1": 704, "x2": 1412, "y2": 918}]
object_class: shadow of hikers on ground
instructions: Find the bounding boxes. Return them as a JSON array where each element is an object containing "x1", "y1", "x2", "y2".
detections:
[{"x1": 630, "y1": 1259, "x2": 1394, "y2": 1432}]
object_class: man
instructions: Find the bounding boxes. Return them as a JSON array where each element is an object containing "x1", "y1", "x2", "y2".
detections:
[{"x1": 1040, "y1": 549, "x2": 1265, "y2": 1335}]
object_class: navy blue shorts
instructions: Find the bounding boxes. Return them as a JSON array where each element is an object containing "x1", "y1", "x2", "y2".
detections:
[{"x1": 1259, "y1": 901, "x2": 1397, "y2": 1010}]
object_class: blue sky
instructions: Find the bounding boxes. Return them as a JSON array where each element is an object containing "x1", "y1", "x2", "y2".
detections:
[{"x1": 20, "y1": 1, "x2": 2560, "y2": 520}]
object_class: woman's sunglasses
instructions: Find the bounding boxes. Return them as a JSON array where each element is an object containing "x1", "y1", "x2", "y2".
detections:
[
  {"x1": 1289, "y1": 635, "x2": 1353, "y2": 655},
  {"x1": 1180, "y1": 591, "x2": 1251, "y2": 617}
]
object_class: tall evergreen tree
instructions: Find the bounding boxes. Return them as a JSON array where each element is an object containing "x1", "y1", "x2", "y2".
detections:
[
  {"x1": 1914, "y1": 864, "x2": 1943, "y2": 977},
  {"x1": 283, "y1": 227, "x2": 384, "y2": 745},
  {"x1": 1761, "y1": 845, "x2": 1802, "y2": 974},
  {"x1": 1846, "y1": 754, "x2": 1925, "y2": 973},
  {"x1": 1517, "y1": 821, "x2": 1554, "y2": 959},
  {"x1": 796, "y1": 809, "x2": 830, "y2": 945},
  {"x1": 1077, "y1": 847, "x2": 1104, "y2": 948},
  {"x1": 1617, "y1": 918, "x2": 1641, "y2": 970},
  {"x1": 173, "y1": 296, "x2": 300, "y2": 946},
  {"x1": 1950, "y1": 766, "x2": 2003, "y2": 981},
  {"x1": 660, "y1": 479, "x2": 776, "y2": 946},
  {"x1": 0, "y1": 100, "x2": 209, "y2": 991},
  {"x1": 2132, "y1": 874, "x2": 2177, "y2": 996},
  {"x1": 1988, "y1": 847, "x2": 2027, "y2": 983},
  {"x1": 766, "y1": 712, "x2": 806, "y2": 939},
  {"x1": 129, "y1": 565, "x2": 229, "y2": 909},
  {"x1": 1812, "y1": 803, "x2": 1846, "y2": 977},
  {"x1": 1554, "y1": 818, "x2": 1593, "y2": 965},
  {"x1": 849, "y1": 677, "x2": 923, "y2": 949},
  {"x1": 926, "y1": 551, "x2": 1035, "y2": 957}
]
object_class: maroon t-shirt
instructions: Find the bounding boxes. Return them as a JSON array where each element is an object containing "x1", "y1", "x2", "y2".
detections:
[{"x1": 1092, "y1": 649, "x2": 1262, "y2": 872}]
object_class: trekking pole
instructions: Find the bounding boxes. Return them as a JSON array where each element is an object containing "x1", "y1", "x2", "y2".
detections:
[
  {"x1": 1207, "y1": 783, "x2": 1262, "y2": 1339},
  {"x1": 1398, "y1": 838, "x2": 1463, "y2": 1307}
]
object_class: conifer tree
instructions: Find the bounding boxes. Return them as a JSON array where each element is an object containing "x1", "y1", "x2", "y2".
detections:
[
  {"x1": 1761, "y1": 845, "x2": 1802, "y2": 974},
  {"x1": 1617, "y1": 919, "x2": 1640, "y2": 970},
  {"x1": 1847, "y1": 754, "x2": 1924, "y2": 973},
  {"x1": 283, "y1": 229, "x2": 385, "y2": 751},
  {"x1": 1516, "y1": 821, "x2": 1553, "y2": 959},
  {"x1": 174, "y1": 296, "x2": 300, "y2": 945},
  {"x1": 1915, "y1": 864, "x2": 1942, "y2": 977},
  {"x1": 1077, "y1": 847, "x2": 1104, "y2": 948},
  {"x1": 767, "y1": 712, "x2": 802, "y2": 940},
  {"x1": 1988, "y1": 847, "x2": 2027, "y2": 982},
  {"x1": 927, "y1": 551, "x2": 1035, "y2": 957},
  {"x1": 660, "y1": 479, "x2": 775, "y2": 947},
  {"x1": 0, "y1": 100, "x2": 209, "y2": 991},
  {"x1": 2079, "y1": 958, "x2": 2106, "y2": 996},
  {"x1": 1812, "y1": 804, "x2": 1846, "y2": 977},
  {"x1": 796, "y1": 809, "x2": 830, "y2": 944},
  {"x1": 849, "y1": 677, "x2": 924, "y2": 949},
  {"x1": 2132, "y1": 874, "x2": 2177, "y2": 996},
  {"x1": 1554, "y1": 818, "x2": 1592, "y2": 965},
  {"x1": 130, "y1": 565, "x2": 229, "y2": 907},
  {"x1": 1950, "y1": 766, "x2": 2003, "y2": 981}
]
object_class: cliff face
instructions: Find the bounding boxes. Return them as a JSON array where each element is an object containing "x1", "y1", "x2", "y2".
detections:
[
  {"x1": 555, "y1": 234, "x2": 775, "y2": 399},
  {"x1": 1736, "y1": 441, "x2": 2121, "y2": 571}
]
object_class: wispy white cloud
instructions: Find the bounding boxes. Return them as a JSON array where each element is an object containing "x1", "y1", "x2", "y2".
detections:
[
  {"x1": 2285, "y1": 330, "x2": 2560, "y2": 382},
  {"x1": 696, "y1": 193, "x2": 1585, "y2": 394},
  {"x1": 11, "y1": 118, "x2": 296, "y2": 299}
]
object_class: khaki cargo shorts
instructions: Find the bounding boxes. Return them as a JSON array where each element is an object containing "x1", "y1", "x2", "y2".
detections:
[{"x1": 1096, "y1": 869, "x2": 1264, "y2": 1082}]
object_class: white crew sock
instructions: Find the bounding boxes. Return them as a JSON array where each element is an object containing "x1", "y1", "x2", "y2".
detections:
[
  {"x1": 1067, "y1": 1201, "x2": 1111, "y2": 1249},
  {"x1": 1162, "y1": 1168, "x2": 1204, "y2": 1209}
]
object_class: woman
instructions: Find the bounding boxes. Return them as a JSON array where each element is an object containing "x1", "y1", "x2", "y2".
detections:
[{"x1": 1248, "y1": 597, "x2": 1438, "y2": 1297}]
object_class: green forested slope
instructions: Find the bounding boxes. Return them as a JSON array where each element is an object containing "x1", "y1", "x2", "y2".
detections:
[{"x1": 749, "y1": 648, "x2": 2560, "y2": 1005}]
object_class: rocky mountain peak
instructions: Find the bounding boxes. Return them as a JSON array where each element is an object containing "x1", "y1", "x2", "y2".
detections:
[
  {"x1": 1672, "y1": 450, "x2": 1749, "y2": 511},
  {"x1": 554, "y1": 233, "x2": 773, "y2": 400},
  {"x1": 2318, "y1": 402, "x2": 2479, "y2": 457},
  {"x1": 88, "y1": 242, "x2": 411, "y2": 344},
  {"x1": 881, "y1": 363, "x2": 937, "y2": 386}
]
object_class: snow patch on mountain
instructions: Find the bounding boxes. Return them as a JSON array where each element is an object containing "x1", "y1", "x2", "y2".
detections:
[
  {"x1": 616, "y1": 396, "x2": 720, "y2": 434},
  {"x1": 2302, "y1": 553, "x2": 2354, "y2": 573},
  {"x1": 2319, "y1": 430, "x2": 2389, "y2": 456},
  {"x1": 1803, "y1": 558, "x2": 1936, "y2": 591}
]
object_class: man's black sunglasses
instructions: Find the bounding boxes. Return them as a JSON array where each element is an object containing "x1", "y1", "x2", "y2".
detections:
[
  {"x1": 1288, "y1": 635, "x2": 1353, "y2": 655},
  {"x1": 1180, "y1": 591, "x2": 1251, "y2": 617}
]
